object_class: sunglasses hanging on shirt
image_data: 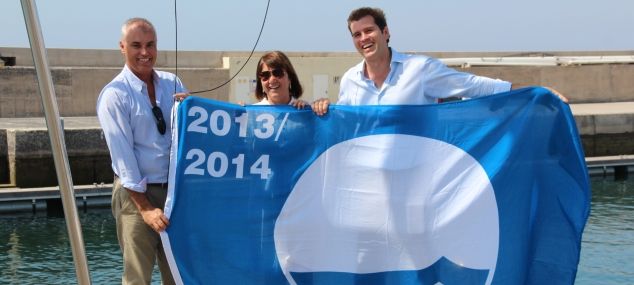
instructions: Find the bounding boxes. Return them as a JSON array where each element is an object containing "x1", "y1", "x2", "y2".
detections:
[{"x1": 152, "y1": 106, "x2": 166, "y2": 135}]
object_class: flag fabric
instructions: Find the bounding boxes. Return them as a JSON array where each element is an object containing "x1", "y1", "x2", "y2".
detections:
[{"x1": 161, "y1": 87, "x2": 590, "y2": 285}]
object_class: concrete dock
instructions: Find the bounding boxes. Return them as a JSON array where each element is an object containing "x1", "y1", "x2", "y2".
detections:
[
  {"x1": 0, "y1": 117, "x2": 111, "y2": 188},
  {"x1": 0, "y1": 102, "x2": 632, "y2": 214},
  {"x1": 0, "y1": 183, "x2": 111, "y2": 213},
  {"x1": 1, "y1": 102, "x2": 632, "y2": 187}
]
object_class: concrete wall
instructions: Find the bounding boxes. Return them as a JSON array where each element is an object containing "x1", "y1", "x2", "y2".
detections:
[
  {"x1": 0, "y1": 47, "x2": 231, "y2": 118},
  {"x1": 0, "y1": 47, "x2": 226, "y2": 68},
  {"x1": 1, "y1": 117, "x2": 114, "y2": 188},
  {"x1": 226, "y1": 53, "x2": 634, "y2": 105},
  {"x1": 574, "y1": 109, "x2": 634, "y2": 156},
  {"x1": 1, "y1": 67, "x2": 114, "y2": 117},
  {"x1": 225, "y1": 56, "x2": 362, "y2": 104},
  {"x1": 6, "y1": 128, "x2": 112, "y2": 188},
  {"x1": 461, "y1": 65, "x2": 634, "y2": 103},
  {"x1": 2, "y1": 47, "x2": 634, "y2": 118},
  {"x1": 0, "y1": 66, "x2": 229, "y2": 118},
  {"x1": 581, "y1": 133, "x2": 634, "y2": 157},
  {"x1": 4, "y1": 47, "x2": 634, "y2": 67}
]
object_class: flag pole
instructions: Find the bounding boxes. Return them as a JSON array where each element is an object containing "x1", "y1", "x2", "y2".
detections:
[{"x1": 20, "y1": 1, "x2": 92, "y2": 284}]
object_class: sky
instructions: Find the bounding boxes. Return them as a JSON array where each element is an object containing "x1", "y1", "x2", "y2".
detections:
[{"x1": 3, "y1": 0, "x2": 634, "y2": 53}]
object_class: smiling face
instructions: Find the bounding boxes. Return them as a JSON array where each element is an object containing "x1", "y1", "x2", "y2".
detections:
[
  {"x1": 120, "y1": 21, "x2": 157, "y2": 81},
  {"x1": 259, "y1": 63, "x2": 291, "y2": 105},
  {"x1": 349, "y1": 15, "x2": 390, "y2": 61}
]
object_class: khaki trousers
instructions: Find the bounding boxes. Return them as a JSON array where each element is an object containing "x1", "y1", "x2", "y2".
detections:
[{"x1": 112, "y1": 177, "x2": 175, "y2": 285}]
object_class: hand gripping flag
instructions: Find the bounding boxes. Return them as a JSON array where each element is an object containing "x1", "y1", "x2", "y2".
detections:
[{"x1": 161, "y1": 87, "x2": 590, "y2": 285}]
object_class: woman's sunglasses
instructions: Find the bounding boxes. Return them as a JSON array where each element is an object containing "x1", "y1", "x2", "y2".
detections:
[
  {"x1": 152, "y1": 106, "x2": 166, "y2": 135},
  {"x1": 258, "y1": 69, "x2": 285, "y2": 81}
]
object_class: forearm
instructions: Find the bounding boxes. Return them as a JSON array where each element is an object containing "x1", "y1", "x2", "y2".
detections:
[
  {"x1": 511, "y1": 84, "x2": 569, "y2": 103},
  {"x1": 127, "y1": 189, "x2": 156, "y2": 212},
  {"x1": 126, "y1": 188, "x2": 170, "y2": 232}
]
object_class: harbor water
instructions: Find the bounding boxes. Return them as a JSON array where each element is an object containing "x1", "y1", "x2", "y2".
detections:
[{"x1": 0, "y1": 178, "x2": 632, "y2": 284}]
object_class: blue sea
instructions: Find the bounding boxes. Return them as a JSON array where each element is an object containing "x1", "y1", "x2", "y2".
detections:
[{"x1": 0, "y1": 177, "x2": 632, "y2": 284}]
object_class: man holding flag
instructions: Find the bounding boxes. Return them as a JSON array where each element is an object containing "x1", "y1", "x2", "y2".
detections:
[{"x1": 312, "y1": 7, "x2": 567, "y2": 113}]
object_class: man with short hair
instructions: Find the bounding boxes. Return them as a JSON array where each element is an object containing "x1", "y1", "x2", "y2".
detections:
[
  {"x1": 312, "y1": 7, "x2": 566, "y2": 114},
  {"x1": 97, "y1": 17, "x2": 187, "y2": 284}
]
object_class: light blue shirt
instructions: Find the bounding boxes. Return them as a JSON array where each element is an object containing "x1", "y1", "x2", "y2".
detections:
[
  {"x1": 338, "y1": 49, "x2": 512, "y2": 105},
  {"x1": 96, "y1": 65, "x2": 187, "y2": 192}
]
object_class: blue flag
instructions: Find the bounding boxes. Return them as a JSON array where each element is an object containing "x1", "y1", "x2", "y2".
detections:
[{"x1": 161, "y1": 87, "x2": 590, "y2": 285}]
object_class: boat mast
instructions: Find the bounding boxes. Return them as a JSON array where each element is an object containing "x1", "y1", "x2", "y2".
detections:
[{"x1": 20, "y1": 1, "x2": 92, "y2": 284}]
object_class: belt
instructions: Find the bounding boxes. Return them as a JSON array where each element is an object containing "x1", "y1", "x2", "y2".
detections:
[
  {"x1": 147, "y1": 182, "x2": 168, "y2": 189},
  {"x1": 114, "y1": 174, "x2": 168, "y2": 189}
]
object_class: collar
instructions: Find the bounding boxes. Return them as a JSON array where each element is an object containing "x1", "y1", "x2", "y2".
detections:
[
  {"x1": 355, "y1": 48, "x2": 405, "y2": 80},
  {"x1": 389, "y1": 48, "x2": 407, "y2": 64},
  {"x1": 122, "y1": 65, "x2": 156, "y2": 93}
]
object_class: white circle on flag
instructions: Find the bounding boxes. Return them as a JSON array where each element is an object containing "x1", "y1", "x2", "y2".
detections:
[{"x1": 274, "y1": 134, "x2": 499, "y2": 284}]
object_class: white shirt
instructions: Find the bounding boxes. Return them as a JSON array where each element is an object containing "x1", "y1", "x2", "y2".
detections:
[
  {"x1": 254, "y1": 97, "x2": 298, "y2": 105},
  {"x1": 338, "y1": 49, "x2": 512, "y2": 105},
  {"x1": 96, "y1": 65, "x2": 187, "y2": 192}
]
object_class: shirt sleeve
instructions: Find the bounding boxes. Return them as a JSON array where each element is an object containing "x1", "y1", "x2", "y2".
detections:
[
  {"x1": 175, "y1": 76, "x2": 189, "y2": 94},
  {"x1": 422, "y1": 58, "x2": 512, "y2": 99},
  {"x1": 96, "y1": 88, "x2": 147, "y2": 193},
  {"x1": 337, "y1": 71, "x2": 354, "y2": 105}
]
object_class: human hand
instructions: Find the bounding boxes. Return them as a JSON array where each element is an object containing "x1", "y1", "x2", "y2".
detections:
[
  {"x1": 237, "y1": 101, "x2": 246, "y2": 106},
  {"x1": 311, "y1": 98, "x2": 330, "y2": 116},
  {"x1": 141, "y1": 208, "x2": 170, "y2": 232},
  {"x1": 173, "y1": 92, "x2": 190, "y2": 102},
  {"x1": 292, "y1": 99, "x2": 308, "y2": 109},
  {"x1": 544, "y1": 87, "x2": 568, "y2": 103}
]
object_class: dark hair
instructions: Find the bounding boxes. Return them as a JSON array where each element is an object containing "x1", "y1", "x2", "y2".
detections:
[
  {"x1": 347, "y1": 7, "x2": 388, "y2": 40},
  {"x1": 255, "y1": 51, "x2": 303, "y2": 101}
]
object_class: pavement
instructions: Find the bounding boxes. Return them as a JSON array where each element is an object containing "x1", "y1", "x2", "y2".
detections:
[
  {"x1": 0, "y1": 116, "x2": 99, "y2": 129},
  {"x1": 569, "y1": 101, "x2": 634, "y2": 115}
]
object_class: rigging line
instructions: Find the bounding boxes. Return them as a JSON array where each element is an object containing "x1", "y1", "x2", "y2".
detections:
[
  {"x1": 168, "y1": 0, "x2": 179, "y2": 180},
  {"x1": 188, "y1": 0, "x2": 271, "y2": 95},
  {"x1": 174, "y1": 0, "x2": 178, "y2": 94}
]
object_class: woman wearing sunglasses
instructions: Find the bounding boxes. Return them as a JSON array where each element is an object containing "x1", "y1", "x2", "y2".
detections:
[{"x1": 254, "y1": 51, "x2": 306, "y2": 108}]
